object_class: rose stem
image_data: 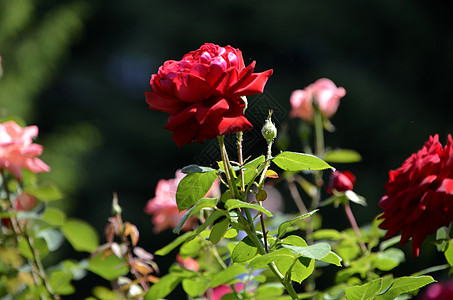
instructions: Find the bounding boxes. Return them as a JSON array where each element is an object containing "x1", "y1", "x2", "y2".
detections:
[{"x1": 344, "y1": 201, "x2": 367, "y2": 252}]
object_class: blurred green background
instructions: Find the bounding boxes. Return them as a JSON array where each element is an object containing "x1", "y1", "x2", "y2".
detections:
[{"x1": 1, "y1": 0, "x2": 452, "y2": 297}]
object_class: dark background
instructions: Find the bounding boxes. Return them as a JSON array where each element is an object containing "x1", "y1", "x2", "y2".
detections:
[{"x1": 1, "y1": 0, "x2": 452, "y2": 297}]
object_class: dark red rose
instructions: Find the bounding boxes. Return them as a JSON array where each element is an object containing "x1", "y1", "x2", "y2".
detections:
[
  {"x1": 326, "y1": 170, "x2": 356, "y2": 194},
  {"x1": 378, "y1": 134, "x2": 453, "y2": 257},
  {"x1": 145, "y1": 43, "x2": 273, "y2": 147}
]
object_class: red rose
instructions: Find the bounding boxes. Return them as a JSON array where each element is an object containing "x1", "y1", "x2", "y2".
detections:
[
  {"x1": 326, "y1": 170, "x2": 356, "y2": 194},
  {"x1": 378, "y1": 134, "x2": 453, "y2": 257},
  {"x1": 145, "y1": 43, "x2": 273, "y2": 147}
]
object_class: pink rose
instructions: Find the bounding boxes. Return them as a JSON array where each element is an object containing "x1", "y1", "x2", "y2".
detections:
[
  {"x1": 145, "y1": 43, "x2": 273, "y2": 147},
  {"x1": 205, "y1": 283, "x2": 245, "y2": 300},
  {"x1": 290, "y1": 78, "x2": 346, "y2": 121},
  {"x1": 420, "y1": 280, "x2": 453, "y2": 300},
  {"x1": 144, "y1": 170, "x2": 220, "y2": 233},
  {"x1": 0, "y1": 121, "x2": 50, "y2": 180},
  {"x1": 176, "y1": 254, "x2": 199, "y2": 272}
]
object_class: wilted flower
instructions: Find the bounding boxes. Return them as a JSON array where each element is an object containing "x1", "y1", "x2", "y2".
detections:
[
  {"x1": 144, "y1": 170, "x2": 220, "y2": 233},
  {"x1": 326, "y1": 170, "x2": 356, "y2": 194},
  {"x1": 290, "y1": 78, "x2": 346, "y2": 122},
  {"x1": 145, "y1": 43, "x2": 273, "y2": 147},
  {"x1": 419, "y1": 279, "x2": 453, "y2": 300},
  {"x1": 378, "y1": 134, "x2": 453, "y2": 257},
  {"x1": 0, "y1": 121, "x2": 50, "y2": 180}
]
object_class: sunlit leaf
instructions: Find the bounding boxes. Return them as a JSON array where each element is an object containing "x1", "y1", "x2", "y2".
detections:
[
  {"x1": 232, "y1": 236, "x2": 258, "y2": 263},
  {"x1": 182, "y1": 277, "x2": 210, "y2": 297},
  {"x1": 225, "y1": 199, "x2": 272, "y2": 217},
  {"x1": 345, "y1": 278, "x2": 383, "y2": 300},
  {"x1": 209, "y1": 218, "x2": 230, "y2": 244},
  {"x1": 24, "y1": 183, "x2": 62, "y2": 202},
  {"x1": 282, "y1": 243, "x2": 331, "y2": 260},
  {"x1": 375, "y1": 276, "x2": 435, "y2": 300},
  {"x1": 376, "y1": 248, "x2": 405, "y2": 271},
  {"x1": 176, "y1": 170, "x2": 218, "y2": 211},
  {"x1": 181, "y1": 164, "x2": 216, "y2": 173},
  {"x1": 49, "y1": 270, "x2": 74, "y2": 295},
  {"x1": 324, "y1": 149, "x2": 362, "y2": 163},
  {"x1": 87, "y1": 251, "x2": 129, "y2": 281},
  {"x1": 145, "y1": 274, "x2": 181, "y2": 300},
  {"x1": 277, "y1": 210, "x2": 318, "y2": 238},
  {"x1": 62, "y1": 219, "x2": 99, "y2": 252},
  {"x1": 173, "y1": 197, "x2": 217, "y2": 234},
  {"x1": 209, "y1": 264, "x2": 247, "y2": 287},
  {"x1": 155, "y1": 232, "x2": 192, "y2": 256},
  {"x1": 272, "y1": 152, "x2": 334, "y2": 172},
  {"x1": 41, "y1": 207, "x2": 66, "y2": 226}
]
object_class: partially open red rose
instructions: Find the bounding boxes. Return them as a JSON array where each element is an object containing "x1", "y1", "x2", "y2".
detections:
[
  {"x1": 378, "y1": 134, "x2": 453, "y2": 257},
  {"x1": 326, "y1": 170, "x2": 356, "y2": 194},
  {"x1": 145, "y1": 43, "x2": 273, "y2": 147}
]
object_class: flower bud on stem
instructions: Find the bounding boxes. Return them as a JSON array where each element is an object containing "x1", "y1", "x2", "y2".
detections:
[{"x1": 217, "y1": 134, "x2": 299, "y2": 299}]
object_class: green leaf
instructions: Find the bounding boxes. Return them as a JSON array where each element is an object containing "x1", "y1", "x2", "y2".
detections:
[
  {"x1": 272, "y1": 151, "x2": 334, "y2": 172},
  {"x1": 282, "y1": 243, "x2": 331, "y2": 260},
  {"x1": 379, "y1": 235, "x2": 401, "y2": 251},
  {"x1": 375, "y1": 276, "x2": 435, "y2": 300},
  {"x1": 324, "y1": 149, "x2": 362, "y2": 163},
  {"x1": 291, "y1": 257, "x2": 315, "y2": 283},
  {"x1": 224, "y1": 199, "x2": 272, "y2": 217},
  {"x1": 311, "y1": 229, "x2": 342, "y2": 240},
  {"x1": 281, "y1": 235, "x2": 307, "y2": 247},
  {"x1": 232, "y1": 236, "x2": 258, "y2": 263},
  {"x1": 320, "y1": 251, "x2": 343, "y2": 266},
  {"x1": 182, "y1": 277, "x2": 210, "y2": 296},
  {"x1": 87, "y1": 251, "x2": 129, "y2": 281},
  {"x1": 209, "y1": 218, "x2": 230, "y2": 244},
  {"x1": 155, "y1": 232, "x2": 192, "y2": 256},
  {"x1": 37, "y1": 228, "x2": 64, "y2": 251},
  {"x1": 345, "y1": 190, "x2": 367, "y2": 207},
  {"x1": 445, "y1": 241, "x2": 453, "y2": 267},
  {"x1": 345, "y1": 278, "x2": 383, "y2": 300},
  {"x1": 254, "y1": 283, "x2": 285, "y2": 298},
  {"x1": 49, "y1": 270, "x2": 74, "y2": 295},
  {"x1": 376, "y1": 248, "x2": 405, "y2": 271},
  {"x1": 173, "y1": 197, "x2": 218, "y2": 234},
  {"x1": 187, "y1": 210, "x2": 225, "y2": 242},
  {"x1": 24, "y1": 183, "x2": 62, "y2": 202},
  {"x1": 181, "y1": 164, "x2": 216, "y2": 173},
  {"x1": 62, "y1": 219, "x2": 99, "y2": 252},
  {"x1": 224, "y1": 228, "x2": 238, "y2": 239},
  {"x1": 209, "y1": 264, "x2": 247, "y2": 287},
  {"x1": 176, "y1": 170, "x2": 218, "y2": 211},
  {"x1": 41, "y1": 207, "x2": 66, "y2": 226},
  {"x1": 180, "y1": 238, "x2": 202, "y2": 258},
  {"x1": 145, "y1": 274, "x2": 181, "y2": 300},
  {"x1": 277, "y1": 210, "x2": 318, "y2": 238},
  {"x1": 242, "y1": 155, "x2": 265, "y2": 184},
  {"x1": 18, "y1": 236, "x2": 49, "y2": 260},
  {"x1": 248, "y1": 248, "x2": 295, "y2": 274},
  {"x1": 92, "y1": 286, "x2": 119, "y2": 300}
]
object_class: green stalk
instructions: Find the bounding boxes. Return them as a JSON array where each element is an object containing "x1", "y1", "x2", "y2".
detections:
[
  {"x1": 217, "y1": 136, "x2": 298, "y2": 299},
  {"x1": 1, "y1": 170, "x2": 59, "y2": 300}
]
